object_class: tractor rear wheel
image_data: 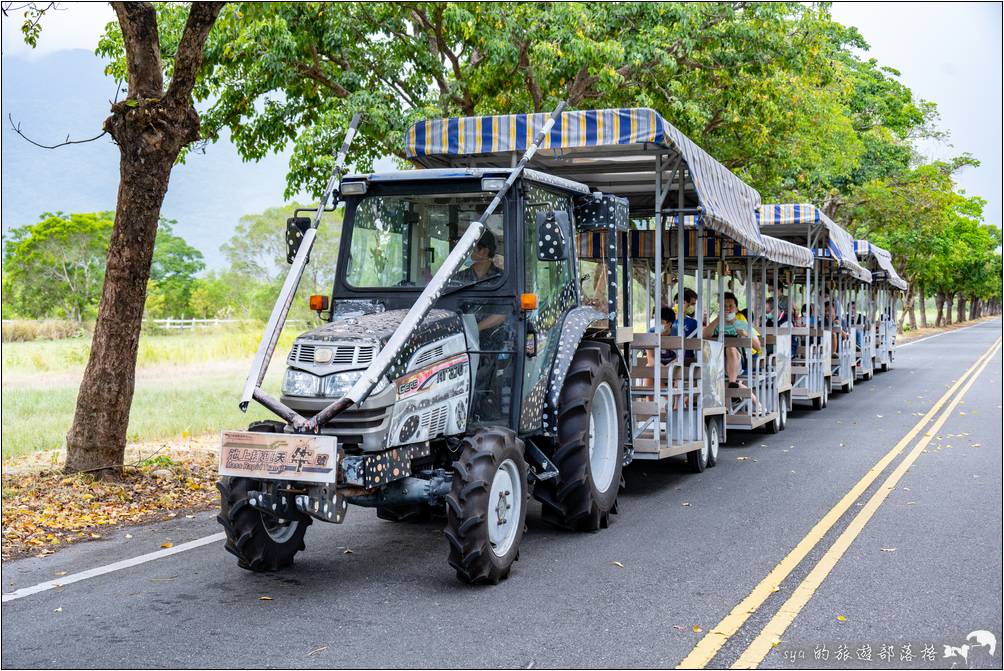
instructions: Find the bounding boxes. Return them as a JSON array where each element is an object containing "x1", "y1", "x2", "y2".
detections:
[
  {"x1": 444, "y1": 428, "x2": 528, "y2": 585},
  {"x1": 540, "y1": 342, "x2": 627, "y2": 531}
]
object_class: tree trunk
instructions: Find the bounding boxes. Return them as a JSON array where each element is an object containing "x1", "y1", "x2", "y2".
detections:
[
  {"x1": 969, "y1": 297, "x2": 979, "y2": 320},
  {"x1": 955, "y1": 295, "x2": 967, "y2": 323},
  {"x1": 899, "y1": 286, "x2": 914, "y2": 332},
  {"x1": 64, "y1": 2, "x2": 222, "y2": 476},
  {"x1": 944, "y1": 293, "x2": 954, "y2": 326},
  {"x1": 934, "y1": 290, "x2": 945, "y2": 327},
  {"x1": 918, "y1": 283, "x2": 928, "y2": 328}
]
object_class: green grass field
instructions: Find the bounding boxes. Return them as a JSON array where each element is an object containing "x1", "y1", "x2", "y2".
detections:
[{"x1": 1, "y1": 326, "x2": 301, "y2": 459}]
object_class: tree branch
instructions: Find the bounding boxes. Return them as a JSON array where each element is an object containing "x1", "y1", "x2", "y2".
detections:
[
  {"x1": 165, "y1": 1, "x2": 224, "y2": 105},
  {"x1": 111, "y1": 1, "x2": 164, "y2": 100},
  {"x1": 518, "y1": 43, "x2": 543, "y2": 112},
  {"x1": 7, "y1": 113, "x2": 108, "y2": 149}
]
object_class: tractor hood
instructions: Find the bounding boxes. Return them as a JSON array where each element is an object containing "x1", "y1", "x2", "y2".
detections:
[{"x1": 299, "y1": 308, "x2": 464, "y2": 348}]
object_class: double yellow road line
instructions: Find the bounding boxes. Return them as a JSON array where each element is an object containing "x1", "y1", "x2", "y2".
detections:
[{"x1": 678, "y1": 335, "x2": 1002, "y2": 670}]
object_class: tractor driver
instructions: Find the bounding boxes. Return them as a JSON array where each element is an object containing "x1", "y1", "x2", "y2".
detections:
[{"x1": 455, "y1": 230, "x2": 510, "y2": 421}]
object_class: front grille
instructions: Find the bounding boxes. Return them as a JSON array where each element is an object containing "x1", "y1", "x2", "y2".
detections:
[
  {"x1": 289, "y1": 343, "x2": 315, "y2": 363},
  {"x1": 289, "y1": 342, "x2": 377, "y2": 366},
  {"x1": 412, "y1": 344, "x2": 444, "y2": 368},
  {"x1": 421, "y1": 405, "x2": 449, "y2": 437}
]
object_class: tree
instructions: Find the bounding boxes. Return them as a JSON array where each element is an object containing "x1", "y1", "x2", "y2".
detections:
[
  {"x1": 99, "y1": 2, "x2": 873, "y2": 201},
  {"x1": 2, "y1": 211, "x2": 203, "y2": 322},
  {"x1": 144, "y1": 219, "x2": 206, "y2": 318},
  {"x1": 15, "y1": 2, "x2": 225, "y2": 475},
  {"x1": 2, "y1": 212, "x2": 114, "y2": 321}
]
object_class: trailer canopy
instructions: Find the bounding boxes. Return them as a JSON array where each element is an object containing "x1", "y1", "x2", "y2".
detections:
[
  {"x1": 756, "y1": 204, "x2": 871, "y2": 282},
  {"x1": 613, "y1": 218, "x2": 810, "y2": 268},
  {"x1": 407, "y1": 108, "x2": 764, "y2": 253},
  {"x1": 854, "y1": 240, "x2": 909, "y2": 290}
]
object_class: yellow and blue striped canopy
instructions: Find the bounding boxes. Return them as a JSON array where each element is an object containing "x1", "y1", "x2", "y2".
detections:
[
  {"x1": 757, "y1": 204, "x2": 871, "y2": 282},
  {"x1": 854, "y1": 240, "x2": 908, "y2": 290},
  {"x1": 406, "y1": 108, "x2": 765, "y2": 255}
]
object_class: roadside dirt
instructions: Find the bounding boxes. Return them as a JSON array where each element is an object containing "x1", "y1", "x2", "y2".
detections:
[
  {"x1": 1, "y1": 436, "x2": 220, "y2": 561},
  {"x1": 896, "y1": 316, "x2": 998, "y2": 344}
]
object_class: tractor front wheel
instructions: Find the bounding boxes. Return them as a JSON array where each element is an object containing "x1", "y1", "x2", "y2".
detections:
[
  {"x1": 217, "y1": 477, "x2": 310, "y2": 571},
  {"x1": 444, "y1": 428, "x2": 528, "y2": 585}
]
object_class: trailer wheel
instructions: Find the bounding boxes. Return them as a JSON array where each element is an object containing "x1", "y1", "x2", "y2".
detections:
[
  {"x1": 540, "y1": 342, "x2": 627, "y2": 531},
  {"x1": 778, "y1": 392, "x2": 789, "y2": 431},
  {"x1": 764, "y1": 409, "x2": 780, "y2": 434},
  {"x1": 217, "y1": 477, "x2": 310, "y2": 572},
  {"x1": 811, "y1": 388, "x2": 824, "y2": 411},
  {"x1": 822, "y1": 381, "x2": 830, "y2": 408},
  {"x1": 705, "y1": 419, "x2": 721, "y2": 468},
  {"x1": 443, "y1": 428, "x2": 527, "y2": 585}
]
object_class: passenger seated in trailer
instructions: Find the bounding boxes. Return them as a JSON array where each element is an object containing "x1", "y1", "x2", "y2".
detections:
[
  {"x1": 673, "y1": 288, "x2": 699, "y2": 333},
  {"x1": 641, "y1": 302, "x2": 698, "y2": 410},
  {"x1": 847, "y1": 301, "x2": 863, "y2": 348},
  {"x1": 737, "y1": 308, "x2": 763, "y2": 380},
  {"x1": 765, "y1": 297, "x2": 789, "y2": 327},
  {"x1": 703, "y1": 292, "x2": 761, "y2": 389},
  {"x1": 825, "y1": 301, "x2": 844, "y2": 354}
]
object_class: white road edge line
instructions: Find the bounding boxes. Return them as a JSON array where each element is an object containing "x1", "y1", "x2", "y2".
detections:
[
  {"x1": 898, "y1": 320, "x2": 995, "y2": 348},
  {"x1": 1, "y1": 532, "x2": 226, "y2": 603}
]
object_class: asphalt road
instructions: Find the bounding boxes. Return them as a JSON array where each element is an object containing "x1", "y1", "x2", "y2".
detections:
[{"x1": 2, "y1": 320, "x2": 1001, "y2": 669}]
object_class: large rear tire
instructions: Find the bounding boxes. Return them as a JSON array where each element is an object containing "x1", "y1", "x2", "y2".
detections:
[
  {"x1": 444, "y1": 428, "x2": 528, "y2": 585},
  {"x1": 540, "y1": 342, "x2": 627, "y2": 531},
  {"x1": 217, "y1": 477, "x2": 310, "y2": 571}
]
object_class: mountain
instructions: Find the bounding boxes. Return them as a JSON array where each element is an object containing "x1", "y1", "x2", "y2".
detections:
[{"x1": 1, "y1": 49, "x2": 302, "y2": 269}]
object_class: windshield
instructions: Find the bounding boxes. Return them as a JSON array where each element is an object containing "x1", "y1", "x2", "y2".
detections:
[{"x1": 344, "y1": 191, "x2": 506, "y2": 289}]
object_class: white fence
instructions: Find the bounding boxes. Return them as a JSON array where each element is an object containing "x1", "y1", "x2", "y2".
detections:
[{"x1": 142, "y1": 318, "x2": 306, "y2": 330}]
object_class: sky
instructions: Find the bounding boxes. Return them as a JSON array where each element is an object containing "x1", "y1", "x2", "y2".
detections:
[{"x1": 1, "y1": 1, "x2": 1001, "y2": 269}]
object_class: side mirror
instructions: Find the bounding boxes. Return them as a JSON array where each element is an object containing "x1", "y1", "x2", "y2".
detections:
[
  {"x1": 535, "y1": 210, "x2": 569, "y2": 262},
  {"x1": 286, "y1": 217, "x2": 312, "y2": 264}
]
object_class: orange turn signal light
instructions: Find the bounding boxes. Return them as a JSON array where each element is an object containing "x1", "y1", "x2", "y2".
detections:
[
  {"x1": 309, "y1": 294, "x2": 329, "y2": 312},
  {"x1": 520, "y1": 293, "x2": 538, "y2": 311}
]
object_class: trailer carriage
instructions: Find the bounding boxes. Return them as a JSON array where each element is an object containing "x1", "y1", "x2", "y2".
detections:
[
  {"x1": 756, "y1": 204, "x2": 871, "y2": 405},
  {"x1": 854, "y1": 240, "x2": 909, "y2": 372}
]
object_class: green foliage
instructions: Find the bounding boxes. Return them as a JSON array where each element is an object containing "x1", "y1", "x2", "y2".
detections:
[
  {"x1": 847, "y1": 157, "x2": 1002, "y2": 305},
  {"x1": 95, "y1": 2, "x2": 878, "y2": 200},
  {"x1": 89, "y1": 1, "x2": 1000, "y2": 315},
  {"x1": 3, "y1": 212, "x2": 114, "y2": 321},
  {"x1": 145, "y1": 219, "x2": 206, "y2": 318},
  {"x1": 3, "y1": 212, "x2": 205, "y2": 321}
]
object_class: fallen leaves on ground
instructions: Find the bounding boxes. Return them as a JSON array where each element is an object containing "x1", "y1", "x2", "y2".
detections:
[
  {"x1": 1, "y1": 453, "x2": 218, "y2": 560},
  {"x1": 258, "y1": 595, "x2": 273, "y2": 601},
  {"x1": 610, "y1": 561, "x2": 624, "y2": 568},
  {"x1": 836, "y1": 614, "x2": 847, "y2": 622}
]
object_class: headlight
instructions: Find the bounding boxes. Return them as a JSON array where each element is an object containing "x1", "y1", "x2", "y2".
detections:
[
  {"x1": 282, "y1": 369, "x2": 320, "y2": 396},
  {"x1": 323, "y1": 370, "x2": 363, "y2": 397}
]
